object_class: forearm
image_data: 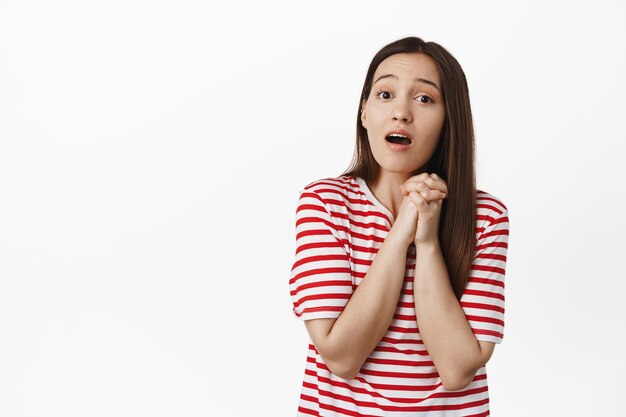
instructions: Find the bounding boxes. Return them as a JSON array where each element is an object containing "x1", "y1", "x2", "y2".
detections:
[
  {"x1": 327, "y1": 229, "x2": 409, "y2": 378},
  {"x1": 413, "y1": 241, "x2": 481, "y2": 390}
]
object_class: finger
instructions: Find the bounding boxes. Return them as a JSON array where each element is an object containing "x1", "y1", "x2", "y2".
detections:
[
  {"x1": 404, "y1": 173, "x2": 431, "y2": 185},
  {"x1": 401, "y1": 181, "x2": 429, "y2": 194},
  {"x1": 423, "y1": 176, "x2": 448, "y2": 194},
  {"x1": 430, "y1": 173, "x2": 445, "y2": 181},
  {"x1": 401, "y1": 186, "x2": 446, "y2": 202},
  {"x1": 411, "y1": 172, "x2": 432, "y2": 181},
  {"x1": 423, "y1": 189, "x2": 447, "y2": 201},
  {"x1": 408, "y1": 190, "x2": 428, "y2": 207},
  {"x1": 402, "y1": 180, "x2": 447, "y2": 197},
  {"x1": 408, "y1": 191, "x2": 444, "y2": 209},
  {"x1": 402, "y1": 175, "x2": 443, "y2": 190},
  {"x1": 406, "y1": 172, "x2": 442, "y2": 183}
]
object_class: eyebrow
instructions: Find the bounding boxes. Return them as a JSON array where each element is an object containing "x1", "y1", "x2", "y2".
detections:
[{"x1": 373, "y1": 74, "x2": 441, "y2": 93}]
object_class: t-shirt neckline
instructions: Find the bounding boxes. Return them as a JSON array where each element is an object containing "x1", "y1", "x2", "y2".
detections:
[{"x1": 355, "y1": 176, "x2": 395, "y2": 225}]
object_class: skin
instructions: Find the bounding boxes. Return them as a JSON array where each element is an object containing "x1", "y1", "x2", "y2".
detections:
[
  {"x1": 360, "y1": 51, "x2": 447, "y2": 224},
  {"x1": 302, "y1": 52, "x2": 495, "y2": 389},
  {"x1": 361, "y1": 52, "x2": 496, "y2": 388}
]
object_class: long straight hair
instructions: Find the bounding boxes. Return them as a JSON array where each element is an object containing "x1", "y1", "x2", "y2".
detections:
[{"x1": 340, "y1": 36, "x2": 477, "y2": 301}]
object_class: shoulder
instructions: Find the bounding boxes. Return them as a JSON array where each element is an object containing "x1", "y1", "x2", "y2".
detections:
[
  {"x1": 295, "y1": 176, "x2": 363, "y2": 225},
  {"x1": 302, "y1": 175, "x2": 356, "y2": 194},
  {"x1": 299, "y1": 175, "x2": 358, "y2": 206},
  {"x1": 476, "y1": 189, "x2": 509, "y2": 230}
]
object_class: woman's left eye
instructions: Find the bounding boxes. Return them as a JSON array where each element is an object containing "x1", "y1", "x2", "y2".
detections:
[{"x1": 416, "y1": 95, "x2": 433, "y2": 103}]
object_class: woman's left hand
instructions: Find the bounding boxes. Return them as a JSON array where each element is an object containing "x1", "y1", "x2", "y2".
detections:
[{"x1": 400, "y1": 173, "x2": 448, "y2": 246}]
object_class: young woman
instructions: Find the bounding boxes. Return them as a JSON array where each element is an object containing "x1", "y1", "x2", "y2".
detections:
[{"x1": 288, "y1": 36, "x2": 510, "y2": 416}]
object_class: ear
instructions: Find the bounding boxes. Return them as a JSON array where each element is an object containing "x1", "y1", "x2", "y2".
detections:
[{"x1": 360, "y1": 100, "x2": 367, "y2": 128}]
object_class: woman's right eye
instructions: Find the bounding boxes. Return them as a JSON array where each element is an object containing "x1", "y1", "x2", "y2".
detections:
[{"x1": 375, "y1": 90, "x2": 392, "y2": 100}]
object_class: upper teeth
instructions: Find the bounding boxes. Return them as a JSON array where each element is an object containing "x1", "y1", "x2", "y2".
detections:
[{"x1": 389, "y1": 133, "x2": 409, "y2": 138}]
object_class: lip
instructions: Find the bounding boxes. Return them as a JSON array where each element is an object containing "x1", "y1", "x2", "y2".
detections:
[
  {"x1": 385, "y1": 128, "x2": 413, "y2": 142},
  {"x1": 386, "y1": 140, "x2": 412, "y2": 152}
]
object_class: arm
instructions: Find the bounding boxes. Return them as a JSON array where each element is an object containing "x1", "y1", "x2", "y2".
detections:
[
  {"x1": 304, "y1": 229, "x2": 410, "y2": 380},
  {"x1": 412, "y1": 242, "x2": 495, "y2": 391}
]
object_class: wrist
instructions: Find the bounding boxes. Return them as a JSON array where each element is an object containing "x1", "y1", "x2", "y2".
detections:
[
  {"x1": 415, "y1": 239, "x2": 440, "y2": 253},
  {"x1": 386, "y1": 228, "x2": 412, "y2": 250}
]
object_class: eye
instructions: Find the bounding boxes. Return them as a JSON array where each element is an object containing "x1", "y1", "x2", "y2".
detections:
[
  {"x1": 375, "y1": 90, "x2": 392, "y2": 100},
  {"x1": 416, "y1": 95, "x2": 434, "y2": 104}
]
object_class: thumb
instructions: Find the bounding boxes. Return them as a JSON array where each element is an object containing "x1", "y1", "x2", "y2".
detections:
[{"x1": 408, "y1": 190, "x2": 422, "y2": 207}]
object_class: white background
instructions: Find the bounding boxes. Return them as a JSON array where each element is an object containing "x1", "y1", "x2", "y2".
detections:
[{"x1": 1, "y1": 1, "x2": 625, "y2": 415}]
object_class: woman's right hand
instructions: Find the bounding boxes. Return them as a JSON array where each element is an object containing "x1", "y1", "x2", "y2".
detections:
[
  {"x1": 389, "y1": 192, "x2": 421, "y2": 248},
  {"x1": 389, "y1": 188, "x2": 444, "y2": 248}
]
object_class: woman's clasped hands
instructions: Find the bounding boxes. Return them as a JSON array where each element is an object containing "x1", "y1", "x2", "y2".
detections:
[{"x1": 394, "y1": 172, "x2": 448, "y2": 247}]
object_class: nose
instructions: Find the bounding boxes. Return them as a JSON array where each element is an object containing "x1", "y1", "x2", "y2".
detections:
[{"x1": 392, "y1": 99, "x2": 412, "y2": 123}]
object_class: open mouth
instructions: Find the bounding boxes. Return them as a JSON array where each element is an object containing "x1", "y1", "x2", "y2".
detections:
[{"x1": 385, "y1": 134, "x2": 412, "y2": 145}]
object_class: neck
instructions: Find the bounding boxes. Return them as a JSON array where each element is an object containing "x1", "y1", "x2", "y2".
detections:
[{"x1": 368, "y1": 171, "x2": 411, "y2": 220}]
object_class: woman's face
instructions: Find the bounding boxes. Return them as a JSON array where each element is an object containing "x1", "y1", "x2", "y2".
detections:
[{"x1": 361, "y1": 52, "x2": 446, "y2": 175}]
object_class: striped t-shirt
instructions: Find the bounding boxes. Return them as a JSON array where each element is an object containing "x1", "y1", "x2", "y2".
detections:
[{"x1": 288, "y1": 175, "x2": 510, "y2": 416}]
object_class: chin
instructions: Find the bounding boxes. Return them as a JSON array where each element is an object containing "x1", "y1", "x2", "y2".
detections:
[
  {"x1": 376, "y1": 157, "x2": 421, "y2": 172},
  {"x1": 379, "y1": 163, "x2": 418, "y2": 175}
]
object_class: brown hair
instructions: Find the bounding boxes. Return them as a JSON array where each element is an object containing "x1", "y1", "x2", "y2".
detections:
[{"x1": 340, "y1": 36, "x2": 477, "y2": 301}]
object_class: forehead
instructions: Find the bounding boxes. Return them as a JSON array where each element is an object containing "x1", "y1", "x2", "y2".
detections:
[{"x1": 374, "y1": 52, "x2": 441, "y2": 85}]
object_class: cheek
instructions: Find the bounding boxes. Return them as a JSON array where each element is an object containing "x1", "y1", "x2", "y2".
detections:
[
  {"x1": 365, "y1": 104, "x2": 385, "y2": 122},
  {"x1": 427, "y1": 109, "x2": 446, "y2": 134}
]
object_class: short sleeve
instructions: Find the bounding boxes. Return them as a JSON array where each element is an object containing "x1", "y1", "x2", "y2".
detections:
[
  {"x1": 460, "y1": 209, "x2": 510, "y2": 344},
  {"x1": 288, "y1": 189, "x2": 354, "y2": 321}
]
